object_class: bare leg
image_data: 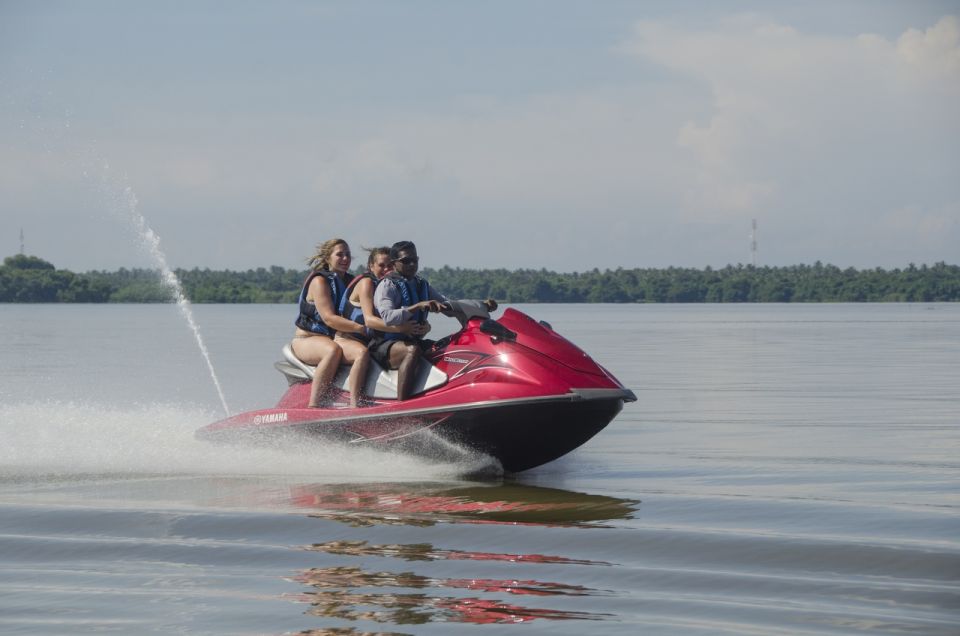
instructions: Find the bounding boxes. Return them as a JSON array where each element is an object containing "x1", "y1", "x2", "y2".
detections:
[
  {"x1": 335, "y1": 336, "x2": 371, "y2": 408},
  {"x1": 389, "y1": 342, "x2": 420, "y2": 401},
  {"x1": 291, "y1": 336, "x2": 343, "y2": 407},
  {"x1": 311, "y1": 345, "x2": 343, "y2": 406}
]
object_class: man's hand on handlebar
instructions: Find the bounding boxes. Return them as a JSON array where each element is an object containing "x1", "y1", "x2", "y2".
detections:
[{"x1": 412, "y1": 300, "x2": 444, "y2": 313}]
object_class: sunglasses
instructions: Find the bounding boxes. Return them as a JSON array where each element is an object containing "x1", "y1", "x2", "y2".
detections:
[{"x1": 394, "y1": 256, "x2": 419, "y2": 265}]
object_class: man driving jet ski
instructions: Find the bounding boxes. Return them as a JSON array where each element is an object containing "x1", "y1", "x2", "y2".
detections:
[{"x1": 373, "y1": 240, "x2": 496, "y2": 400}]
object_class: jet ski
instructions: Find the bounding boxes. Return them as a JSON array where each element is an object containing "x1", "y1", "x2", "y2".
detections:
[{"x1": 196, "y1": 302, "x2": 636, "y2": 472}]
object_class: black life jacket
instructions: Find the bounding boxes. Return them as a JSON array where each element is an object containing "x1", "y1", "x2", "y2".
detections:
[{"x1": 294, "y1": 270, "x2": 346, "y2": 336}]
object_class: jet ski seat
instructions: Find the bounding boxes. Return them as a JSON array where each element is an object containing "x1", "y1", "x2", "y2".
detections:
[{"x1": 274, "y1": 343, "x2": 447, "y2": 400}]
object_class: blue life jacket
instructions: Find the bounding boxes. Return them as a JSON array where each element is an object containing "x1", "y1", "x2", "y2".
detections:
[
  {"x1": 382, "y1": 272, "x2": 431, "y2": 341},
  {"x1": 294, "y1": 270, "x2": 346, "y2": 336},
  {"x1": 338, "y1": 272, "x2": 377, "y2": 333}
]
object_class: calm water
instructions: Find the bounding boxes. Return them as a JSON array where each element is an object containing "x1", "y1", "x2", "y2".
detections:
[{"x1": 0, "y1": 303, "x2": 958, "y2": 635}]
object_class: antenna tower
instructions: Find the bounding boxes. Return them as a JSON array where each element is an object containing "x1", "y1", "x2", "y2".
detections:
[
  {"x1": 19, "y1": 228, "x2": 25, "y2": 255},
  {"x1": 750, "y1": 219, "x2": 757, "y2": 267}
]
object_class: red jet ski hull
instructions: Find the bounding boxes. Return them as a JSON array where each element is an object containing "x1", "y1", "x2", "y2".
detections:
[{"x1": 197, "y1": 308, "x2": 635, "y2": 472}]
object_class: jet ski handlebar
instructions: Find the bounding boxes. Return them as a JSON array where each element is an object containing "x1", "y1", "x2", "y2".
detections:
[{"x1": 440, "y1": 298, "x2": 498, "y2": 326}]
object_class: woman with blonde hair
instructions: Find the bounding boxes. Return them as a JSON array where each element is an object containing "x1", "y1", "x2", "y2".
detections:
[{"x1": 292, "y1": 238, "x2": 370, "y2": 408}]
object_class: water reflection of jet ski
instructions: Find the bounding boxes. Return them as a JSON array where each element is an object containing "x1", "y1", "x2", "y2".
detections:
[
  {"x1": 287, "y1": 481, "x2": 639, "y2": 526},
  {"x1": 196, "y1": 302, "x2": 636, "y2": 472}
]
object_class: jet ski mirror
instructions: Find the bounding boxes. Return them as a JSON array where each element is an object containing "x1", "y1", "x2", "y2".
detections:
[{"x1": 480, "y1": 319, "x2": 517, "y2": 343}]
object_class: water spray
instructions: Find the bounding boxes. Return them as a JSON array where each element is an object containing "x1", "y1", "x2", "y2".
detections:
[{"x1": 91, "y1": 161, "x2": 231, "y2": 416}]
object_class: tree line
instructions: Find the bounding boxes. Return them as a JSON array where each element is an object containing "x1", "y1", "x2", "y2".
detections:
[{"x1": 2, "y1": 254, "x2": 958, "y2": 303}]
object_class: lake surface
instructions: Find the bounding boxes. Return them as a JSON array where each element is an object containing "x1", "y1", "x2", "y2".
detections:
[{"x1": 1, "y1": 303, "x2": 958, "y2": 635}]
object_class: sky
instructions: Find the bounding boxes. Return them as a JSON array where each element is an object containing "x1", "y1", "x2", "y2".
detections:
[{"x1": 1, "y1": 0, "x2": 958, "y2": 272}]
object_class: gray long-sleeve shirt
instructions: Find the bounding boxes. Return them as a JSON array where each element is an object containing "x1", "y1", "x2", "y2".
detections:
[{"x1": 374, "y1": 276, "x2": 447, "y2": 326}]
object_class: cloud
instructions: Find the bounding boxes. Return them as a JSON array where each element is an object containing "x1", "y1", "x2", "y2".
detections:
[
  {"x1": 620, "y1": 14, "x2": 960, "y2": 236},
  {"x1": 4, "y1": 9, "x2": 957, "y2": 270},
  {"x1": 878, "y1": 203, "x2": 957, "y2": 242},
  {"x1": 399, "y1": 92, "x2": 686, "y2": 208},
  {"x1": 894, "y1": 15, "x2": 960, "y2": 80}
]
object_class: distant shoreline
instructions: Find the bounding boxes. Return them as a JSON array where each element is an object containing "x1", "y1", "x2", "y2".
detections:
[{"x1": 2, "y1": 255, "x2": 958, "y2": 303}]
